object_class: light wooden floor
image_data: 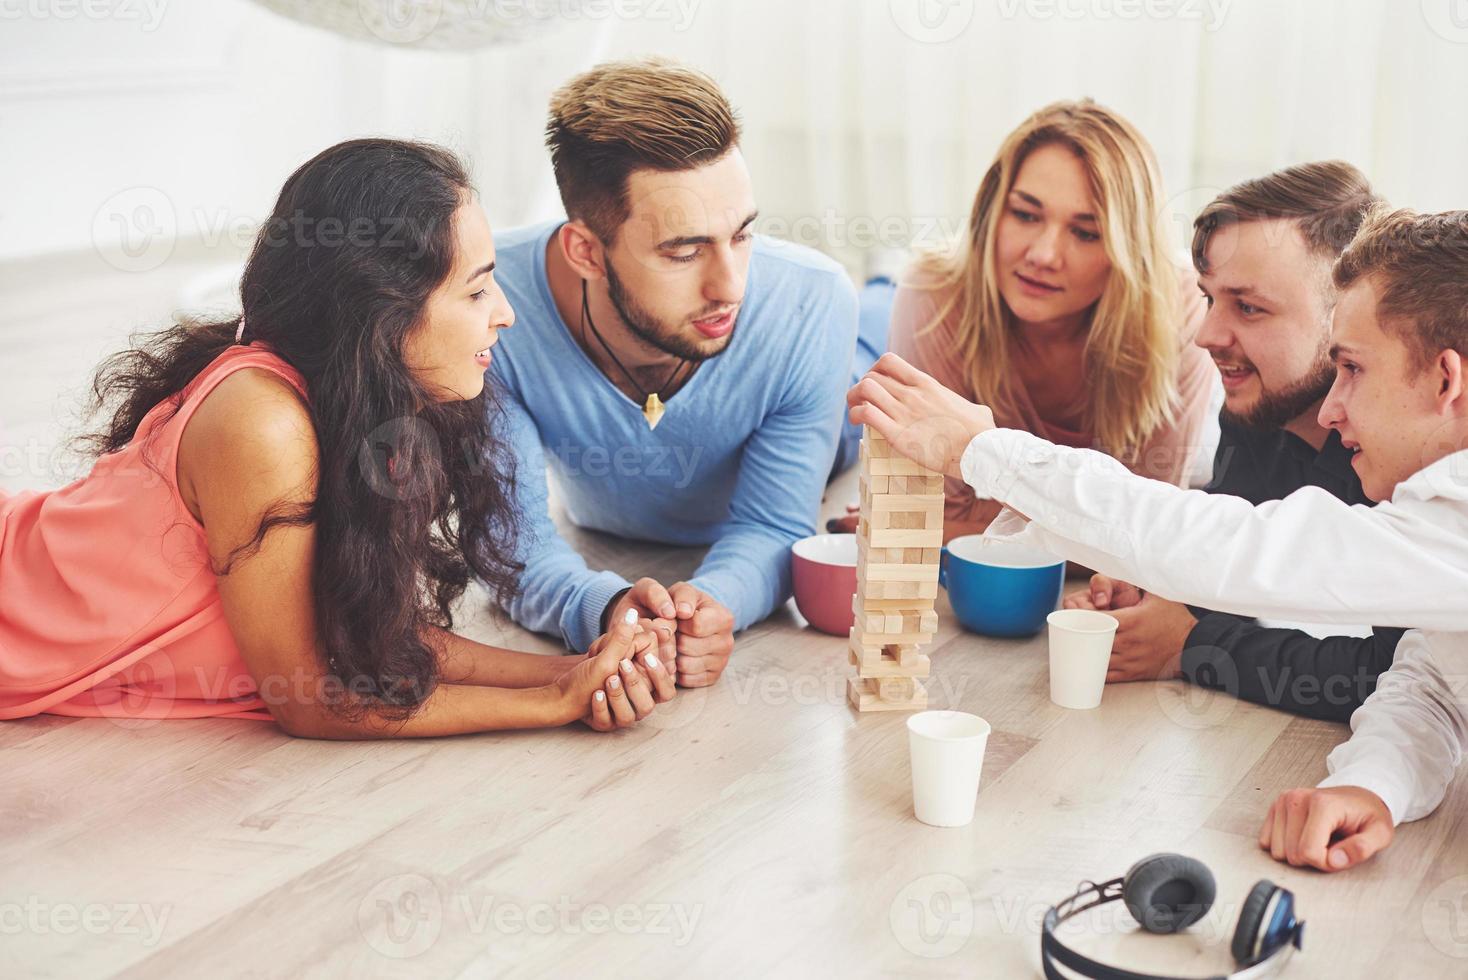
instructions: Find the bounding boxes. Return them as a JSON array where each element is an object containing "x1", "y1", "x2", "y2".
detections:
[{"x1": 5, "y1": 252, "x2": 1468, "y2": 978}]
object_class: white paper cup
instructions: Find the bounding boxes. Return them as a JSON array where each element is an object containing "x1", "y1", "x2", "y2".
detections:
[
  {"x1": 1047, "y1": 609, "x2": 1119, "y2": 709},
  {"x1": 907, "y1": 710, "x2": 992, "y2": 827}
]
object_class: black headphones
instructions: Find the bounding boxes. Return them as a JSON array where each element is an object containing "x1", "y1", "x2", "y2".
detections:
[{"x1": 1041, "y1": 853, "x2": 1304, "y2": 979}]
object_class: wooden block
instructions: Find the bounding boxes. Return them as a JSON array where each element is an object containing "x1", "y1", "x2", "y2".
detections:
[
  {"x1": 867, "y1": 509, "x2": 941, "y2": 532},
  {"x1": 856, "y1": 577, "x2": 941, "y2": 601},
  {"x1": 922, "y1": 548, "x2": 941, "y2": 564},
  {"x1": 856, "y1": 542, "x2": 911, "y2": 565},
  {"x1": 889, "y1": 511, "x2": 927, "y2": 530},
  {"x1": 865, "y1": 456, "x2": 930, "y2": 477},
  {"x1": 849, "y1": 615, "x2": 937, "y2": 651},
  {"x1": 851, "y1": 645, "x2": 927, "y2": 677},
  {"x1": 866, "y1": 505, "x2": 942, "y2": 528},
  {"x1": 851, "y1": 606, "x2": 884, "y2": 634},
  {"x1": 852, "y1": 630, "x2": 936, "y2": 648},
  {"x1": 909, "y1": 474, "x2": 944, "y2": 493},
  {"x1": 847, "y1": 676, "x2": 928, "y2": 712},
  {"x1": 848, "y1": 648, "x2": 931, "y2": 677},
  {"x1": 861, "y1": 562, "x2": 941, "y2": 583},
  {"x1": 855, "y1": 596, "x2": 935, "y2": 613},
  {"x1": 887, "y1": 643, "x2": 925, "y2": 668},
  {"x1": 878, "y1": 676, "x2": 917, "y2": 700},
  {"x1": 848, "y1": 637, "x2": 882, "y2": 667},
  {"x1": 866, "y1": 493, "x2": 944, "y2": 513},
  {"x1": 859, "y1": 474, "x2": 891, "y2": 497},
  {"x1": 863, "y1": 524, "x2": 944, "y2": 549},
  {"x1": 860, "y1": 436, "x2": 892, "y2": 459}
]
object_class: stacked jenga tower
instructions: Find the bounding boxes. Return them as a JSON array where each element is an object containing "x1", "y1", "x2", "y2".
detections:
[{"x1": 847, "y1": 426, "x2": 944, "y2": 712}]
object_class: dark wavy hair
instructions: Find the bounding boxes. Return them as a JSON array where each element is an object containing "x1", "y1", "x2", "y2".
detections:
[{"x1": 80, "y1": 138, "x2": 522, "y2": 719}]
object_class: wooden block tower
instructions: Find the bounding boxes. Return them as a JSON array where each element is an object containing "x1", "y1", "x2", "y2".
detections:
[{"x1": 847, "y1": 426, "x2": 945, "y2": 712}]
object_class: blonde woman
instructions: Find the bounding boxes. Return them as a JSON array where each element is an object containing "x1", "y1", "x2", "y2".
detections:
[{"x1": 833, "y1": 100, "x2": 1214, "y2": 540}]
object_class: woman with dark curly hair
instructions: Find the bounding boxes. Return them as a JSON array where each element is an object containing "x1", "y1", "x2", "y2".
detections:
[{"x1": 0, "y1": 138, "x2": 674, "y2": 737}]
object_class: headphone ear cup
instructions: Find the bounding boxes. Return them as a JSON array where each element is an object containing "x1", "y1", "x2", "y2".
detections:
[
  {"x1": 1122, "y1": 853, "x2": 1218, "y2": 934},
  {"x1": 1232, "y1": 880, "x2": 1282, "y2": 965}
]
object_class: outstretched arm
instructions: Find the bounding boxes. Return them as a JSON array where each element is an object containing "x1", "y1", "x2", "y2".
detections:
[{"x1": 847, "y1": 353, "x2": 1468, "y2": 631}]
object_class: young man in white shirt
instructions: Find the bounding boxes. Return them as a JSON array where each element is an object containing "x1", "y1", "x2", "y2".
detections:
[{"x1": 846, "y1": 206, "x2": 1468, "y2": 874}]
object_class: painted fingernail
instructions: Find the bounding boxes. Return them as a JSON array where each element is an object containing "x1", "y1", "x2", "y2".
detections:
[
  {"x1": 594, "y1": 690, "x2": 606, "y2": 703},
  {"x1": 620, "y1": 658, "x2": 634, "y2": 673},
  {"x1": 623, "y1": 609, "x2": 639, "y2": 626},
  {"x1": 608, "y1": 675, "x2": 621, "y2": 690},
  {"x1": 646, "y1": 654, "x2": 661, "y2": 670}
]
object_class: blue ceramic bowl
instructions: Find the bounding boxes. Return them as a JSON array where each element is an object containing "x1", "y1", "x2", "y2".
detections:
[{"x1": 940, "y1": 535, "x2": 1066, "y2": 637}]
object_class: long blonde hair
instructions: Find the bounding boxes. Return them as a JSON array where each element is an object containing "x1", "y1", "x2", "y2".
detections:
[{"x1": 916, "y1": 99, "x2": 1179, "y2": 459}]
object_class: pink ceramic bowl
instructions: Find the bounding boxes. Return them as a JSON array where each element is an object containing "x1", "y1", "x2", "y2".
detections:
[{"x1": 791, "y1": 533, "x2": 858, "y2": 636}]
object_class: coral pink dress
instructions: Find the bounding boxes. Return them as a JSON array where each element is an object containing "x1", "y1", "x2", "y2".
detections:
[{"x1": 0, "y1": 344, "x2": 306, "y2": 722}]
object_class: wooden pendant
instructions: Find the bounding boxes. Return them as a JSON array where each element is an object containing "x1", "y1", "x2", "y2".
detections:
[{"x1": 643, "y1": 392, "x2": 665, "y2": 430}]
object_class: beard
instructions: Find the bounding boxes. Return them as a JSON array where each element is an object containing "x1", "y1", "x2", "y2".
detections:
[
  {"x1": 605, "y1": 258, "x2": 735, "y2": 363},
  {"x1": 1222, "y1": 355, "x2": 1336, "y2": 433}
]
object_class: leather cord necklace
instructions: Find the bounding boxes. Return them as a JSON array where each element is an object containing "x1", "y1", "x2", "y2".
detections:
[{"x1": 580, "y1": 279, "x2": 688, "y2": 430}]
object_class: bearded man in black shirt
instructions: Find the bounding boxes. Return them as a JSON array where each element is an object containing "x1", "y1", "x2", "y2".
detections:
[{"x1": 1063, "y1": 161, "x2": 1399, "y2": 722}]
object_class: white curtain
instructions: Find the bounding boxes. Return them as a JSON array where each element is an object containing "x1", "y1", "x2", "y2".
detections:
[
  {"x1": 584, "y1": 0, "x2": 1468, "y2": 272},
  {"x1": 4, "y1": 0, "x2": 1465, "y2": 269}
]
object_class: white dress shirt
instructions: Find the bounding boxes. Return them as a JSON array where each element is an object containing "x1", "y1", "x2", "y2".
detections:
[{"x1": 961, "y1": 427, "x2": 1468, "y2": 825}]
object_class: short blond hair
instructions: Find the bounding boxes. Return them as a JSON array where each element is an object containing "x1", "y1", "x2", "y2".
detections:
[
  {"x1": 1333, "y1": 207, "x2": 1468, "y2": 367},
  {"x1": 545, "y1": 58, "x2": 741, "y2": 242}
]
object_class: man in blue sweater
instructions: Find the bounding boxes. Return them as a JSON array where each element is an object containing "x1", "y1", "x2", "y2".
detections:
[{"x1": 490, "y1": 58, "x2": 859, "y2": 687}]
